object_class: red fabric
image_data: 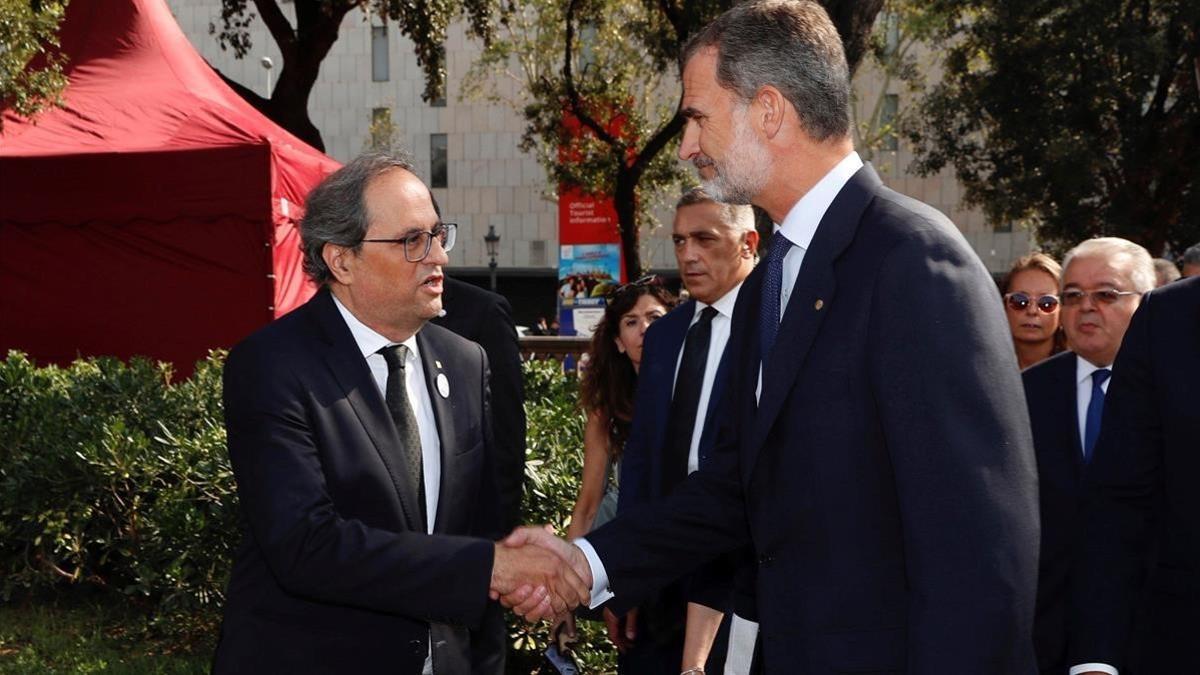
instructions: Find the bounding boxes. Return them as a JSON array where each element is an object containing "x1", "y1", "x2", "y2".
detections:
[{"x1": 0, "y1": 0, "x2": 340, "y2": 376}]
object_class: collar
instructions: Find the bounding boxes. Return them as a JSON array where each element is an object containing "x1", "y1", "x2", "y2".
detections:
[
  {"x1": 776, "y1": 151, "x2": 863, "y2": 248},
  {"x1": 695, "y1": 280, "x2": 744, "y2": 321},
  {"x1": 1075, "y1": 352, "x2": 1113, "y2": 386},
  {"x1": 332, "y1": 293, "x2": 419, "y2": 361}
]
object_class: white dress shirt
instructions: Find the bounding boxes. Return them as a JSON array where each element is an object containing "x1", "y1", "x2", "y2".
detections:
[
  {"x1": 675, "y1": 283, "x2": 742, "y2": 474},
  {"x1": 332, "y1": 295, "x2": 441, "y2": 675},
  {"x1": 579, "y1": 150, "x2": 866, "y2": 608},
  {"x1": 1075, "y1": 355, "x2": 1113, "y2": 457}
]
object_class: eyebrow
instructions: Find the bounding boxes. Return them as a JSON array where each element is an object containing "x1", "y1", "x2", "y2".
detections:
[{"x1": 680, "y1": 106, "x2": 704, "y2": 120}]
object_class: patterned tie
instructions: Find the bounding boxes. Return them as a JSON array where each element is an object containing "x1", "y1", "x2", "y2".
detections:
[
  {"x1": 378, "y1": 344, "x2": 427, "y2": 529},
  {"x1": 661, "y1": 306, "x2": 718, "y2": 496},
  {"x1": 759, "y1": 232, "x2": 794, "y2": 364},
  {"x1": 1083, "y1": 368, "x2": 1111, "y2": 464}
]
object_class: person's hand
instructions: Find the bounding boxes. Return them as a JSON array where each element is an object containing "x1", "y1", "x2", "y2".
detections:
[
  {"x1": 493, "y1": 525, "x2": 593, "y2": 621},
  {"x1": 551, "y1": 613, "x2": 578, "y2": 651},
  {"x1": 603, "y1": 606, "x2": 637, "y2": 652},
  {"x1": 489, "y1": 537, "x2": 589, "y2": 622}
]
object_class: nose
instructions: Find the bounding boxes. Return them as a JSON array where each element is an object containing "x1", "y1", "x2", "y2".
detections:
[
  {"x1": 427, "y1": 235, "x2": 450, "y2": 265},
  {"x1": 679, "y1": 119, "x2": 699, "y2": 161},
  {"x1": 1024, "y1": 299, "x2": 1039, "y2": 316}
]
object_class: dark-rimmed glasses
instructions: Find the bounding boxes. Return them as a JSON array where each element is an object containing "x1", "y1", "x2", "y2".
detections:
[
  {"x1": 1004, "y1": 292, "x2": 1060, "y2": 314},
  {"x1": 607, "y1": 274, "x2": 664, "y2": 300},
  {"x1": 362, "y1": 222, "x2": 457, "y2": 262},
  {"x1": 1061, "y1": 288, "x2": 1140, "y2": 306}
]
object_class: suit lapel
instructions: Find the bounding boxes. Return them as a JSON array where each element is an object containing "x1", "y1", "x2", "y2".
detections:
[
  {"x1": 310, "y1": 289, "x2": 424, "y2": 533},
  {"x1": 1059, "y1": 354, "x2": 1086, "y2": 475},
  {"x1": 648, "y1": 302, "x2": 694, "y2": 457},
  {"x1": 746, "y1": 166, "x2": 880, "y2": 474},
  {"x1": 416, "y1": 329, "x2": 457, "y2": 534}
]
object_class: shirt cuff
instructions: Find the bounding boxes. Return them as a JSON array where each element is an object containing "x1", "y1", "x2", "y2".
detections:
[
  {"x1": 1070, "y1": 664, "x2": 1118, "y2": 675},
  {"x1": 573, "y1": 537, "x2": 614, "y2": 608}
]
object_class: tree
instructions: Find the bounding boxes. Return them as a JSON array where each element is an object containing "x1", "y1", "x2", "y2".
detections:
[
  {"x1": 210, "y1": 0, "x2": 493, "y2": 151},
  {"x1": 466, "y1": 0, "x2": 884, "y2": 276},
  {"x1": 0, "y1": 0, "x2": 70, "y2": 131},
  {"x1": 906, "y1": 0, "x2": 1200, "y2": 257}
]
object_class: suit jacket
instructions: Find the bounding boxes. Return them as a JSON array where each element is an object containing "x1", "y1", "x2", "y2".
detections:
[
  {"x1": 1069, "y1": 275, "x2": 1200, "y2": 672},
  {"x1": 431, "y1": 277, "x2": 526, "y2": 534},
  {"x1": 620, "y1": 299, "x2": 755, "y2": 617},
  {"x1": 1022, "y1": 350, "x2": 1084, "y2": 672},
  {"x1": 214, "y1": 288, "x2": 497, "y2": 674},
  {"x1": 587, "y1": 164, "x2": 1040, "y2": 673}
]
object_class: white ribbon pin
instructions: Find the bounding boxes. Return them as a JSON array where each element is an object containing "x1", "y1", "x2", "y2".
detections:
[{"x1": 436, "y1": 373, "x2": 450, "y2": 398}]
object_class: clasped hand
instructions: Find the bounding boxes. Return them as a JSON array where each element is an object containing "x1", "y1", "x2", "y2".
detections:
[{"x1": 489, "y1": 525, "x2": 593, "y2": 623}]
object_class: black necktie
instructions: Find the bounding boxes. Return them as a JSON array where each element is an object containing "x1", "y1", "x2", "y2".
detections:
[
  {"x1": 1083, "y1": 368, "x2": 1111, "y2": 464},
  {"x1": 379, "y1": 344, "x2": 427, "y2": 529},
  {"x1": 661, "y1": 306, "x2": 718, "y2": 496}
]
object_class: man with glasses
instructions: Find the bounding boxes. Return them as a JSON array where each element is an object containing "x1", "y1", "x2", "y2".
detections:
[
  {"x1": 214, "y1": 153, "x2": 588, "y2": 674},
  {"x1": 1020, "y1": 236, "x2": 1154, "y2": 674}
]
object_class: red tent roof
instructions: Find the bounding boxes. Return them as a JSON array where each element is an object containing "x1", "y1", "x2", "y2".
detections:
[{"x1": 0, "y1": 0, "x2": 340, "y2": 374}]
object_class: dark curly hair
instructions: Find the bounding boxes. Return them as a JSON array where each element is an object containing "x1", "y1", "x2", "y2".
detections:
[{"x1": 579, "y1": 282, "x2": 676, "y2": 458}]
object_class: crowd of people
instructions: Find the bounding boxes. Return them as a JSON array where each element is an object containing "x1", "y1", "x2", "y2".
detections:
[{"x1": 211, "y1": 2, "x2": 1199, "y2": 674}]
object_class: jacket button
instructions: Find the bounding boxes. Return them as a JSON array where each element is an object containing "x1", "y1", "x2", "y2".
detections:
[
  {"x1": 757, "y1": 554, "x2": 774, "y2": 566},
  {"x1": 410, "y1": 639, "x2": 424, "y2": 654}
]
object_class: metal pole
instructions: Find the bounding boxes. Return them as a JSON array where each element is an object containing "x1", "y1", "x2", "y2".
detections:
[{"x1": 488, "y1": 258, "x2": 498, "y2": 292}]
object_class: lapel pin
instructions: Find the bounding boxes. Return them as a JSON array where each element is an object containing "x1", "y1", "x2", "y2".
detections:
[
  {"x1": 434, "y1": 360, "x2": 443, "y2": 370},
  {"x1": 436, "y1": 373, "x2": 451, "y2": 398},
  {"x1": 814, "y1": 298, "x2": 825, "y2": 311}
]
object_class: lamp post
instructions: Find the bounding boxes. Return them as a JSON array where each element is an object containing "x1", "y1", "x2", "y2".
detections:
[
  {"x1": 485, "y1": 225, "x2": 500, "y2": 292},
  {"x1": 260, "y1": 56, "x2": 274, "y2": 97}
]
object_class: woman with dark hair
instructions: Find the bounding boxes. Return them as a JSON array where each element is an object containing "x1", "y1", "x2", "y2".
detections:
[
  {"x1": 557, "y1": 277, "x2": 676, "y2": 650},
  {"x1": 1001, "y1": 253, "x2": 1066, "y2": 369}
]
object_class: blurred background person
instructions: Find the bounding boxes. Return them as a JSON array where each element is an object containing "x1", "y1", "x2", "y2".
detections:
[
  {"x1": 1001, "y1": 253, "x2": 1066, "y2": 369},
  {"x1": 1020, "y1": 236, "x2": 1154, "y2": 674},
  {"x1": 557, "y1": 278, "x2": 676, "y2": 652},
  {"x1": 1180, "y1": 242, "x2": 1200, "y2": 278},
  {"x1": 1152, "y1": 257, "x2": 1180, "y2": 286}
]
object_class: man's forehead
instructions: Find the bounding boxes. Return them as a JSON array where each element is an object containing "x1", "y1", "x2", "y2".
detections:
[
  {"x1": 364, "y1": 168, "x2": 437, "y2": 230},
  {"x1": 681, "y1": 47, "x2": 723, "y2": 105},
  {"x1": 1063, "y1": 254, "x2": 1134, "y2": 285},
  {"x1": 674, "y1": 202, "x2": 737, "y2": 234}
]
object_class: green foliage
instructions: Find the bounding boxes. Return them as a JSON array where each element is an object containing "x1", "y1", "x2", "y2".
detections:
[
  {"x1": 906, "y1": 0, "x2": 1200, "y2": 256},
  {"x1": 0, "y1": 0, "x2": 69, "y2": 129},
  {"x1": 0, "y1": 352, "x2": 616, "y2": 668}
]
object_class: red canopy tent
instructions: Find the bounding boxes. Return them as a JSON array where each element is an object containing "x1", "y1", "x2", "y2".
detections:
[{"x1": 0, "y1": 0, "x2": 340, "y2": 375}]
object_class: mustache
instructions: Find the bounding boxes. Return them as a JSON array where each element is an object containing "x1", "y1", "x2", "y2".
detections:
[{"x1": 693, "y1": 156, "x2": 715, "y2": 170}]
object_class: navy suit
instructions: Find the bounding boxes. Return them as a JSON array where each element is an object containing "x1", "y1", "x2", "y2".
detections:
[
  {"x1": 587, "y1": 164, "x2": 1040, "y2": 673},
  {"x1": 214, "y1": 288, "x2": 499, "y2": 674},
  {"x1": 1070, "y1": 276, "x2": 1200, "y2": 672},
  {"x1": 1022, "y1": 350, "x2": 1085, "y2": 673}
]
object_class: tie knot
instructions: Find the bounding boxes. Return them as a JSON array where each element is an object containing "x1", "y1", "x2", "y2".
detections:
[
  {"x1": 698, "y1": 306, "x2": 719, "y2": 325},
  {"x1": 379, "y1": 344, "x2": 409, "y2": 370},
  {"x1": 766, "y1": 232, "x2": 793, "y2": 264},
  {"x1": 1092, "y1": 368, "x2": 1111, "y2": 387}
]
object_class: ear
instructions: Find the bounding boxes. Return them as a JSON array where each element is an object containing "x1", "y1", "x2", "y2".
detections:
[
  {"x1": 755, "y1": 85, "x2": 786, "y2": 140},
  {"x1": 742, "y1": 229, "x2": 761, "y2": 258},
  {"x1": 614, "y1": 336, "x2": 626, "y2": 354},
  {"x1": 323, "y1": 242, "x2": 355, "y2": 284}
]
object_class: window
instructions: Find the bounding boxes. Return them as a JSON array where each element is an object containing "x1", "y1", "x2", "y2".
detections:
[
  {"x1": 371, "y1": 25, "x2": 389, "y2": 82},
  {"x1": 883, "y1": 12, "x2": 900, "y2": 57},
  {"x1": 431, "y1": 44, "x2": 447, "y2": 107},
  {"x1": 880, "y1": 94, "x2": 899, "y2": 151},
  {"x1": 430, "y1": 134, "x2": 448, "y2": 188}
]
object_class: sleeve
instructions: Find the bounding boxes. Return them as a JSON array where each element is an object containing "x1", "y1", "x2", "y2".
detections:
[
  {"x1": 223, "y1": 342, "x2": 494, "y2": 627},
  {"x1": 474, "y1": 296, "x2": 527, "y2": 534},
  {"x1": 1068, "y1": 290, "x2": 1162, "y2": 668},
  {"x1": 867, "y1": 234, "x2": 1041, "y2": 672}
]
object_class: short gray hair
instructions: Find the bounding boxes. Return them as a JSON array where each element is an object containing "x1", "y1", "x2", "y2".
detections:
[
  {"x1": 1181, "y1": 242, "x2": 1200, "y2": 267},
  {"x1": 1062, "y1": 237, "x2": 1156, "y2": 294},
  {"x1": 681, "y1": 0, "x2": 850, "y2": 141},
  {"x1": 300, "y1": 152, "x2": 414, "y2": 285},
  {"x1": 1153, "y1": 258, "x2": 1181, "y2": 286},
  {"x1": 676, "y1": 186, "x2": 756, "y2": 234}
]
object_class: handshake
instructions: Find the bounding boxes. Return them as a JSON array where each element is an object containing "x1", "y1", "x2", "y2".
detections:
[{"x1": 488, "y1": 526, "x2": 594, "y2": 623}]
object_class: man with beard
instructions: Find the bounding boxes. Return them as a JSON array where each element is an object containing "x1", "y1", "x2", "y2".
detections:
[{"x1": 498, "y1": 1, "x2": 1040, "y2": 672}]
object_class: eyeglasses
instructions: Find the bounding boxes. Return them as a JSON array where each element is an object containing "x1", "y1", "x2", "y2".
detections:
[
  {"x1": 361, "y1": 222, "x2": 457, "y2": 262},
  {"x1": 1061, "y1": 288, "x2": 1140, "y2": 306},
  {"x1": 607, "y1": 274, "x2": 663, "y2": 300},
  {"x1": 1004, "y1": 292, "x2": 1060, "y2": 314}
]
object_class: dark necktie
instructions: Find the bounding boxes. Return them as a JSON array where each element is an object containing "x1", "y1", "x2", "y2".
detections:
[
  {"x1": 661, "y1": 306, "x2": 718, "y2": 496},
  {"x1": 1083, "y1": 368, "x2": 1111, "y2": 464},
  {"x1": 760, "y1": 232, "x2": 793, "y2": 365},
  {"x1": 379, "y1": 344, "x2": 427, "y2": 529}
]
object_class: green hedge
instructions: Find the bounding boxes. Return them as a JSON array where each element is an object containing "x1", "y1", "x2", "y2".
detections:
[{"x1": 0, "y1": 352, "x2": 613, "y2": 671}]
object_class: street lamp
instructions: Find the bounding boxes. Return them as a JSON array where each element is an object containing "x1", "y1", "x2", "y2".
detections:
[
  {"x1": 260, "y1": 56, "x2": 274, "y2": 97},
  {"x1": 485, "y1": 225, "x2": 500, "y2": 292}
]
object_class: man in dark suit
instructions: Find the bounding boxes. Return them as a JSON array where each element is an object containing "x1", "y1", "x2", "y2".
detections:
[
  {"x1": 214, "y1": 153, "x2": 586, "y2": 674},
  {"x1": 1068, "y1": 275, "x2": 1200, "y2": 673},
  {"x1": 616, "y1": 187, "x2": 758, "y2": 673},
  {"x1": 500, "y1": 3, "x2": 1040, "y2": 672},
  {"x1": 1020, "y1": 237, "x2": 1155, "y2": 674}
]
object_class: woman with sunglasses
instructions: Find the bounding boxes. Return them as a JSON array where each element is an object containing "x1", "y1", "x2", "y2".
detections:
[
  {"x1": 556, "y1": 277, "x2": 677, "y2": 655},
  {"x1": 1001, "y1": 253, "x2": 1067, "y2": 369}
]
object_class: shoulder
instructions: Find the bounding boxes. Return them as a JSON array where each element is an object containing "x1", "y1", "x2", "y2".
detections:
[
  {"x1": 226, "y1": 299, "x2": 319, "y2": 376},
  {"x1": 1142, "y1": 275, "x2": 1200, "y2": 315},
  {"x1": 1022, "y1": 350, "x2": 1076, "y2": 392},
  {"x1": 864, "y1": 185, "x2": 977, "y2": 267},
  {"x1": 445, "y1": 276, "x2": 509, "y2": 312},
  {"x1": 644, "y1": 300, "x2": 693, "y2": 345},
  {"x1": 420, "y1": 322, "x2": 484, "y2": 360}
]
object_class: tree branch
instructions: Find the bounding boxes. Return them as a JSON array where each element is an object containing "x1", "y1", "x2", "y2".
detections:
[
  {"x1": 251, "y1": 0, "x2": 297, "y2": 54},
  {"x1": 562, "y1": 0, "x2": 620, "y2": 148}
]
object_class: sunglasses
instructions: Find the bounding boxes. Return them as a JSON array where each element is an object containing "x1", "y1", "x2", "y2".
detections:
[
  {"x1": 606, "y1": 274, "x2": 664, "y2": 300},
  {"x1": 1004, "y1": 292, "x2": 1060, "y2": 313},
  {"x1": 1061, "y1": 288, "x2": 1140, "y2": 306}
]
